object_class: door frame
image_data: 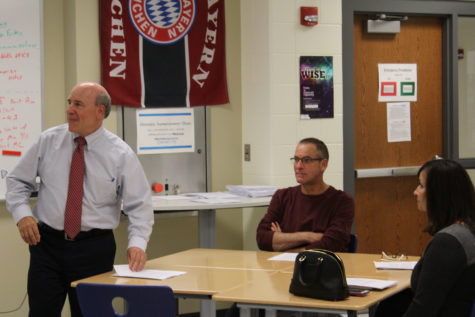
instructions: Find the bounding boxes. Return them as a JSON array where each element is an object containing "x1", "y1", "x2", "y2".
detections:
[{"x1": 342, "y1": 0, "x2": 475, "y2": 197}]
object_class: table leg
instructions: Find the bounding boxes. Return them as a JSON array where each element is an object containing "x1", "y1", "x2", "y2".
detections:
[
  {"x1": 239, "y1": 306, "x2": 251, "y2": 317},
  {"x1": 200, "y1": 299, "x2": 216, "y2": 317},
  {"x1": 198, "y1": 209, "x2": 216, "y2": 316},
  {"x1": 264, "y1": 308, "x2": 277, "y2": 317},
  {"x1": 347, "y1": 310, "x2": 357, "y2": 317},
  {"x1": 198, "y1": 209, "x2": 216, "y2": 248}
]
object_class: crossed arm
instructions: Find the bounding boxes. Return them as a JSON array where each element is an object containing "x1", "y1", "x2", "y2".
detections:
[
  {"x1": 270, "y1": 221, "x2": 323, "y2": 252},
  {"x1": 256, "y1": 188, "x2": 354, "y2": 252}
]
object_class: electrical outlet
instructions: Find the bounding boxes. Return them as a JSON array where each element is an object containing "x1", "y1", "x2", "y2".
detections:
[{"x1": 244, "y1": 144, "x2": 251, "y2": 161}]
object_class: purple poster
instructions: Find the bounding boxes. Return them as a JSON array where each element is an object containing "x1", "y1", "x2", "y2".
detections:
[{"x1": 299, "y1": 56, "x2": 334, "y2": 119}]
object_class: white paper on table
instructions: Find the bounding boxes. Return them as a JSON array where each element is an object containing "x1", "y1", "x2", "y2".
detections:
[
  {"x1": 113, "y1": 265, "x2": 186, "y2": 280},
  {"x1": 346, "y1": 277, "x2": 397, "y2": 290},
  {"x1": 268, "y1": 253, "x2": 298, "y2": 262},
  {"x1": 374, "y1": 261, "x2": 417, "y2": 270}
]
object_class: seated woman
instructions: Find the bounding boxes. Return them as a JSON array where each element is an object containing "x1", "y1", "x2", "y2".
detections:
[{"x1": 376, "y1": 159, "x2": 475, "y2": 317}]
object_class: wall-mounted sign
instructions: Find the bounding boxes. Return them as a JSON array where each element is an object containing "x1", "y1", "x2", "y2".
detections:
[
  {"x1": 299, "y1": 56, "x2": 334, "y2": 119},
  {"x1": 378, "y1": 63, "x2": 417, "y2": 102},
  {"x1": 387, "y1": 102, "x2": 411, "y2": 143},
  {"x1": 136, "y1": 108, "x2": 195, "y2": 154}
]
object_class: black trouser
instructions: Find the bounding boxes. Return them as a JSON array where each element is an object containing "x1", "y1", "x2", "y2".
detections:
[{"x1": 28, "y1": 223, "x2": 116, "y2": 317}]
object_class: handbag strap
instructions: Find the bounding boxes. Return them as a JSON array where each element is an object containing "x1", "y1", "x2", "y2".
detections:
[{"x1": 297, "y1": 254, "x2": 323, "y2": 286}]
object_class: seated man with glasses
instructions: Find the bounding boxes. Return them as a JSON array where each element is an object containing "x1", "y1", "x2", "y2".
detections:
[{"x1": 256, "y1": 137, "x2": 354, "y2": 252}]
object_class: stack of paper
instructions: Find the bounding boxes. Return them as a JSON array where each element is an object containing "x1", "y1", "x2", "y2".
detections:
[
  {"x1": 346, "y1": 278, "x2": 397, "y2": 290},
  {"x1": 182, "y1": 192, "x2": 242, "y2": 204},
  {"x1": 226, "y1": 185, "x2": 277, "y2": 197}
]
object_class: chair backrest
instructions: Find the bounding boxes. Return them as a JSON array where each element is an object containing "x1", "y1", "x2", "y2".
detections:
[
  {"x1": 76, "y1": 283, "x2": 175, "y2": 317},
  {"x1": 470, "y1": 300, "x2": 475, "y2": 317},
  {"x1": 348, "y1": 233, "x2": 358, "y2": 253}
]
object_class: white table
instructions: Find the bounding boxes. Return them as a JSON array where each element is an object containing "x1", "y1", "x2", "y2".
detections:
[{"x1": 152, "y1": 195, "x2": 271, "y2": 249}]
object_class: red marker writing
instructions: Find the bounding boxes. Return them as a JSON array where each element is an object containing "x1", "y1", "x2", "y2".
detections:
[{"x1": 2, "y1": 150, "x2": 21, "y2": 156}]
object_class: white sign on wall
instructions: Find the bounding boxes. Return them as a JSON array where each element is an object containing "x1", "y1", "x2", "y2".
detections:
[{"x1": 136, "y1": 108, "x2": 195, "y2": 154}]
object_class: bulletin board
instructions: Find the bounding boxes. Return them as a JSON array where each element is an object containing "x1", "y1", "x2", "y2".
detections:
[{"x1": 0, "y1": 0, "x2": 43, "y2": 200}]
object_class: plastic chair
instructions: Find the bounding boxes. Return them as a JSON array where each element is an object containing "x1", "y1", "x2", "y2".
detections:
[
  {"x1": 348, "y1": 233, "x2": 358, "y2": 253},
  {"x1": 76, "y1": 283, "x2": 175, "y2": 317}
]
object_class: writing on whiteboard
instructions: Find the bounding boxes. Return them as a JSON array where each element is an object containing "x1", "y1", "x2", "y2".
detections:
[
  {"x1": 0, "y1": 18, "x2": 40, "y2": 152},
  {"x1": 0, "y1": 0, "x2": 43, "y2": 200}
]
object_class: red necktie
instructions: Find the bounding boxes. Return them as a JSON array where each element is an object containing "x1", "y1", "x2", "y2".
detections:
[{"x1": 64, "y1": 136, "x2": 86, "y2": 239}]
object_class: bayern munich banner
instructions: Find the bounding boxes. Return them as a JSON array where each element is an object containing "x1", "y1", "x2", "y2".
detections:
[{"x1": 99, "y1": 0, "x2": 229, "y2": 108}]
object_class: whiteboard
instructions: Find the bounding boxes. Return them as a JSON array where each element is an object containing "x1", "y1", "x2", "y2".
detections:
[{"x1": 0, "y1": 0, "x2": 43, "y2": 200}]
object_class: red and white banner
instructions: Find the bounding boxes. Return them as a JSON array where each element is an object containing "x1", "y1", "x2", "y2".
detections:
[{"x1": 99, "y1": 0, "x2": 229, "y2": 108}]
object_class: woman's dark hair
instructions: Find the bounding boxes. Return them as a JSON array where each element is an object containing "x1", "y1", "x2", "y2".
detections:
[{"x1": 418, "y1": 159, "x2": 475, "y2": 235}]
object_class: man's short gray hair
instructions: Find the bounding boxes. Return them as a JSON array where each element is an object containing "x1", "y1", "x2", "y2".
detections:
[{"x1": 96, "y1": 91, "x2": 111, "y2": 118}]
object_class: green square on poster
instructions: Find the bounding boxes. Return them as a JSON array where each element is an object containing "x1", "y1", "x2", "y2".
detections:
[{"x1": 400, "y1": 82, "x2": 415, "y2": 96}]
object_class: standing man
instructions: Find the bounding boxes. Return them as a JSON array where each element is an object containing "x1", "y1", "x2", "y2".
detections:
[
  {"x1": 256, "y1": 137, "x2": 354, "y2": 252},
  {"x1": 6, "y1": 82, "x2": 154, "y2": 317}
]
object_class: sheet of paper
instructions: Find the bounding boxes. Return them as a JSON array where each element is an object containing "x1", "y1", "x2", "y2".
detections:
[
  {"x1": 113, "y1": 265, "x2": 186, "y2": 280},
  {"x1": 346, "y1": 277, "x2": 397, "y2": 290},
  {"x1": 378, "y1": 63, "x2": 417, "y2": 102},
  {"x1": 387, "y1": 102, "x2": 411, "y2": 142},
  {"x1": 268, "y1": 253, "x2": 298, "y2": 262},
  {"x1": 374, "y1": 261, "x2": 417, "y2": 270}
]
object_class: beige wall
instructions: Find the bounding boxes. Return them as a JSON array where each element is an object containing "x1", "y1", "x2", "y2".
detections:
[
  {"x1": 0, "y1": 0, "x2": 241, "y2": 315},
  {"x1": 240, "y1": 0, "x2": 344, "y2": 250}
]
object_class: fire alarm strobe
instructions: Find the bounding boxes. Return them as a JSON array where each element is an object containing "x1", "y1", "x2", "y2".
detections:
[{"x1": 301, "y1": 7, "x2": 318, "y2": 26}]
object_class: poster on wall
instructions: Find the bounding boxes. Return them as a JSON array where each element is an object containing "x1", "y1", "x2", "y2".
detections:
[
  {"x1": 378, "y1": 63, "x2": 417, "y2": 102},
  {"x1": 299, "y1": 56, "x2": 334, "y2": 119}
]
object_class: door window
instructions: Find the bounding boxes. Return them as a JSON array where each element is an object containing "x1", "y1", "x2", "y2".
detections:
[{"x1": 458, "y1": 17, "x2": 475, "y2": 159}]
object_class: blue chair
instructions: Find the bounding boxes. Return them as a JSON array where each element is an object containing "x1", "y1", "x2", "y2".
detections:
[
  {"x1": 348, "y1": 233, "x2": 358, "y2": 253},
  {"x1": 76, "y1": 283, "x2": 175, "y2": 317},
  {"x1": 470, "y1": 300, "x2": 475, "y2": 317}
]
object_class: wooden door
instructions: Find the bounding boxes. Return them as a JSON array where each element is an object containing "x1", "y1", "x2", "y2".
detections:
[{"x1": 353, "y1": 15, "x2": 443, "y2": 255}]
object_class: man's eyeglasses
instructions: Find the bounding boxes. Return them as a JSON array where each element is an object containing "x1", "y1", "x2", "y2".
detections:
[
  {"x1": 290, "y1": 156, "x2": 324, "y2": 164},
  {"x1": 381, "y1": 251, "x2": 408, "y2": 261}
]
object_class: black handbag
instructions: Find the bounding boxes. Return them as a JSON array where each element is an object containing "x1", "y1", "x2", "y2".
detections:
[{"x1": 289, "y1": 249, "x2": 349, "y2": 301}]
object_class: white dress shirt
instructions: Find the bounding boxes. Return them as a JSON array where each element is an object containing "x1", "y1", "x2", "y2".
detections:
[{"x1": 6, "y1": 124, "x2": 154, "y2": 251}]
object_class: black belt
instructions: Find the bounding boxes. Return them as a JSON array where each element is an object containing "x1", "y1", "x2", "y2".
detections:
[{"x1": 38, "y1": 223, "x2": 112, "y2": 242}]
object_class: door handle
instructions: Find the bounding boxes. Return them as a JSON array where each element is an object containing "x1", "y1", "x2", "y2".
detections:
[{"x1": 355, "y1": 166, "x2": 421, "y2": 178}]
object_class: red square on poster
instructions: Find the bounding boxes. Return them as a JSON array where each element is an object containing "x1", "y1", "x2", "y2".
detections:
[{"x1": 381, "y1": 82, "x2": 397, "y2": 96}]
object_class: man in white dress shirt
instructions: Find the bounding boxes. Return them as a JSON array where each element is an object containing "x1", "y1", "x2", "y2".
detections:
[{"x1": 6, "y1": 82, "x2": 154, "y2": 317}]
